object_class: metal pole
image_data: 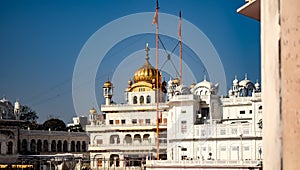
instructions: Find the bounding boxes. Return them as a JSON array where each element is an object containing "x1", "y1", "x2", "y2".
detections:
[{"x1": 155, "y1": 1, "x2": 160, "y2": 160}]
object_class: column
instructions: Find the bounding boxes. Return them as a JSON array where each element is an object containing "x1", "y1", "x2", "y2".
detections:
[{"x1": 281, "y1": 0, "x2": 300, "y2": 168}]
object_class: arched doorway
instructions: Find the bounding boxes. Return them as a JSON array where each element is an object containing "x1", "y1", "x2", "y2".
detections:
[
  {"x1": 133, "y1": 134, "x2": 141, "y2": 144},
  {"x1": 76, "y1": 141, "x2": 81, "y2": 152},
  {"x1": 143, "y1": 134, "x2": 150, "y2": 144},
  {"x1": 7, "y1": 141, "x2": 13, "y2": 154},
  {"x1": 57, "y1": 140, "x2": 62, "y2": 152},
  {"x1": 124, "y1": 134, "x2": 132, "y2": 144},
  {"x1": 63, "y1": 140, "x2": 68, "y2": 152},
  {"x1": 51, "y1": 140, "x2": 56, "y2": 152},
  {"x1": 71, "y1": 141, "x2": 75, "y2": 152},
  {"x1": 30, "y1": 139, "x2": 36, "y2": 153},
  {"x1": 21, "y1": 139, "x2": 28, "y2": 153},
  {"x1": 110, "y1": 135, "x2": 120, "y2": 144},
  {"x1": 43, "y1": 140, "x2": 48, "y2": 152},
  {"x1": 37, "y1": 140, "x2": 42, "y2": 153},
  {"x1": 110, "y1": 154, "x2": 120, "y2": 167}
]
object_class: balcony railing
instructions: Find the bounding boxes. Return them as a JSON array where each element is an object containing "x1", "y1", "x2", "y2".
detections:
[
  {"x1": 89, "y1": 142, "x2": 167, "y2": 151},
  {"x1": 86, "y1": 123, "x2": 167, "y2": 131},
  {"x1": 146, "y1": 159, "x2": 260, "y2": 166}
]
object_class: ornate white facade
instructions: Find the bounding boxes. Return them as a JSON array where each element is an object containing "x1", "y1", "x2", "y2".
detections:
[
  {"x1": 166, "y1": 75, "x2": 262, "y2": 162},
  {"x1": 86, "y1": 45, "x2": 168, "y2": 169},
  {"x1": 86, "y1": 44, "x2": 262, "y2": 169}
]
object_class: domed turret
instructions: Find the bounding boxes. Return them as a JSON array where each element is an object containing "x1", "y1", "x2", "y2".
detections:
[
  {"x1": 132, "y1": 43, "x2": 162, "y2": 90},
  {"x1": 233, "y1": 76, "x2": 239, "y2": 86},
  {"x1": 89, "y1": 107, "x2": 97, "y2": 114},
  {"x1": 239, "y1": 74, "x2": 250, "y2": 87},
  {"x1": 133, "y1": 62, "x2": 158, "y2": 84},
  {"x1": 255, "y1": 80, "x2": 260, "y2": 91},
  {"x1": 103, "y1": 78, "x2": 113, "y2": 105},
  {"x1": 14, "y1": 100, "x2": 21, "y2": 120},
  {"x1": 103, "y1": 80, "x2": 112, "y2": 88},
  {"x1": 172, "y1": 78, "x2": 180, "y2": 85},
  {"x1": 133, "y1": 44, "x2": 160, "y2": 85}
]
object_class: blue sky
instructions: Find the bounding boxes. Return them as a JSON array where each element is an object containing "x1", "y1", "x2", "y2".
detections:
[{"x1": 0, "y1": 0, "x2": 260, "y2": 123}]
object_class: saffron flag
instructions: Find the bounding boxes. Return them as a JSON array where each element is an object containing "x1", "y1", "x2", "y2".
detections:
[
  {"x1": 152, "y1": 0, "x2": 159, "y2": 25},
  {"x1": 178, "y1": 11, "x2": 182, "y2": 40},
  {"x1": 152, "y1": 8, "x2": 158, "y2": 25}
]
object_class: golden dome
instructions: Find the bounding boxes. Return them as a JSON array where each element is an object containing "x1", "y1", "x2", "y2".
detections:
[
  {"x1": 133, "y1": 60, "x2": 160, "y2": 83},
  {"x1": 103, "y1": 80, "x2": 112, "y2": 88},
  {"x1": 89, "y1": 107, "x2": 97, "y2": 114},
  {"x1": 172, "y1": 78, "x2": 180, "y2": 85}
]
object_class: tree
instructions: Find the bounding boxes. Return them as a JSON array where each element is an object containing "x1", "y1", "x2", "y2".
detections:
[
  {"x1": 43, "y1": 118, "x2": 67, "y2": 131},
  {"x1": 20, "y1": 105, "x2": 39, "y2": 123}
]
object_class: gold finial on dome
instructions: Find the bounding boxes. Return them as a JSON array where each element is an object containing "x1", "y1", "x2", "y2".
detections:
[
  {"x1": 103, "y1": 75, "x2": 113, "y2": 88},
  {"x1": 133, "y1": 43, "x2": 161, "y2": 84},
  {"x1": 145, "y1": 43, "x2": 150, "y2": 61},
  {"x1": 89, "y1": 107, "x2": 97, "y2": 114}
]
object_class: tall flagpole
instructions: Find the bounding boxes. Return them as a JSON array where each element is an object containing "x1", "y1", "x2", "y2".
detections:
[
  {"x1": 152, "y1": 0, "x2": 160, "y2": 160},
  {"x1": 179, "y1": 11, "x2": 183, "y2": 85}
]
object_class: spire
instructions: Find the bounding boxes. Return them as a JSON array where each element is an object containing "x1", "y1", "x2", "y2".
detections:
[
  {"x1": 245, "y1": 73, "x2": 248, "y2": 80},
  {"x1": 145, "y1": 43, "x2": 150, "y2": 61},
  {"x1": 203, "y1": 74, "x2": 207, "y2": 81}
]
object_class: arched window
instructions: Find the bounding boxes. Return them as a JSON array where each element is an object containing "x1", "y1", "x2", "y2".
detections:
[
  {"x1": 43, "y1": 140, "x2": 48, "y2": 152},
  {"x1": 143, "y1": 134, "x2": 150, "y2": 143},
  {"x1": 21, "y1": 139, "x2": 28, "y2": 152},
  {"x1": 146, "y1": 95, "x2": 151, "y2": 103},
  {"x1": 124, "y1": 134, "x2": 132, "y2": 144},
  {"x1": 30, "y1": 139, "x2": 36, "y2": 153},
  {"x1": 133, "y1": 96, "x2": 137, "y2": 104},
  {"x1": 71, "y1": 141, "x2": 75, "y2": 152},
  {"x1": 76, "y1": 141, "x2": 81, "y2": 152},
  {"x1": 110, "y1": 135, "x2": 120, "y2": 144},
  {"x1": 63, "y1": 140, "x2": 68, "y2": 152},
  {"x1": 51, "y1": 140, "x2": 56, "y2": 152},
  {"x1": 7, "y1": 141, "x2": 13, "y2": 154},
  {"x1": 133, "y1": 134, "x2": 141, "y2": 143},
  {"x1": 140, "y1": 96, "x2": 144, "y2": 104},
  {"x1": 37, "y1": 140, "x2": 42, "y2": 153},
  {"x1": 82, "y1": 141, "x2": 86, "y2": 152},
  {"x1": 57, "y1": 140, "x2": 62, "y2": 152}
]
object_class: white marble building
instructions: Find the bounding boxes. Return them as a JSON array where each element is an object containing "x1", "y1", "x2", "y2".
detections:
[
  {"x1": 86, "y1": 45, "x2": 169, "y2": 169},
  {"x1": 166, "y1": 75, "x2": 262, "y2": 162},
  {"x1": 86, "y1": 44, "x2": 262, "y2": 169}
]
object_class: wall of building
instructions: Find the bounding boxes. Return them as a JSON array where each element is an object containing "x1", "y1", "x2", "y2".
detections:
[{"x1": 280, "y1": 0, "x2": 300, "y2": 169}]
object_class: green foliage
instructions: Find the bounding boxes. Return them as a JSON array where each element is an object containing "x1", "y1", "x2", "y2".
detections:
[
  {"x1": 20, "y1": 105, "x2": 39, "y2": 122},
  {"x1": 43, "y1": 118, "x2": 67, "y2": 131}
]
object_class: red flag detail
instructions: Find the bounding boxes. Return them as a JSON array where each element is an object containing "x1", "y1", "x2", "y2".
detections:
[{"x1": 152, "y1": 8, "x2": 158, "y2": 25}]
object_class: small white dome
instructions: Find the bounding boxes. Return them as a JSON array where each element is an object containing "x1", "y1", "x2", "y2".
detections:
[
  {"x1": 233, "y1": 76, "x2": 238, "y2": 85},
  {"x1": 14, "y1": 101, "x2": 20, "y2": 109},
  {"x1": 255, "y1": 81, "x2": 260, "y2": 88},
  {"x1": 239, "y1": 79, "x2": 251, "y2": 87},
  {"x1": 198, "y1": 79, "x2": 213, "y2": 89}
]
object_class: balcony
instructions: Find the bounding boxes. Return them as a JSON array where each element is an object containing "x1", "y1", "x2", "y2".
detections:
[
  {"x1": 89, "y1": 142, "x2": 167, "y2": 151},
  {"x1": 101, "y1": 103, "x2": 168, "y2": 112},
  {"x1": 86, "y1": 123, "x2": 167, "y2": 132},
  {"x1": 145, "y1": 159, "x2": 261, "y2": 168}
]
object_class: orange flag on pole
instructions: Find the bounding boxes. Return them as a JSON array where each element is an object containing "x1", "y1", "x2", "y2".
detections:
[{"x1": 152, "y1": 0, "x2": 159, "y2": 25}]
